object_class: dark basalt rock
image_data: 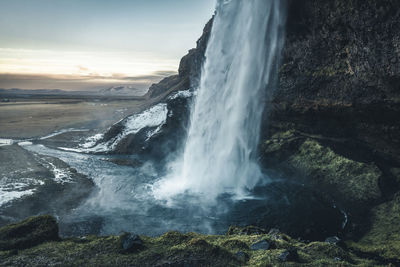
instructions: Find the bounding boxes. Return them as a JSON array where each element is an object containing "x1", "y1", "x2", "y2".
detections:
[
  {"x1": 0, "y1": 215, "x2": 59, "y2": 251},
  {"x1": 278, "y1": 247, "x2": 298, "y2": 262},
  {"x1": 120, "y1": 233, "x2": 143, "y2": 252},
  {"x1": 250, "y1": 239, "x2": 270, "y2": 250},
  {"x1": 325, "y1": 236, "x2": 341, "y2": 245},
  {"x1": 144, "y1": 17, "x2": 213, "y2": 99},
  {"x1": 234, "y1": 251, "x2": 249, "y2": 262}
]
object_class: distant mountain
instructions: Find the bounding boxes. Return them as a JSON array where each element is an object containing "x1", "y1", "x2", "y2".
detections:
[
  {"x1": 0, "y1": 88, "x2": 65, "y2": 95},
  {"x1": 99, "y1": 86, "x2": 140, "y2": 96},
  {"x1": 0, "y1": 86, "x2": 143, "y2": 97}
]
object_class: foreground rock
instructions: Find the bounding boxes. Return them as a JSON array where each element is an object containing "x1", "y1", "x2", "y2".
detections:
[
  {"x1": 0, "y1": 215, "x2": 58, "y2": 251},
  {"x1": 0, "y1": 216, "x2": 393, "y2": 266}
]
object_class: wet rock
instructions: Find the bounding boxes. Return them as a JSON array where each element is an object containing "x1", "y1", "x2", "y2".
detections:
[
  {"x1": 278, "y1": 247, "x2": 298, "y2": 262},
  {"x1": 250, "y1": 239, "x2": 270, "y2": 250},
  {"x1": 347, "y1": 192, "x2": 400, "y2": 262},
  {"x1": 325, "y1": 236, "x2": 341, "y2": 245},
  {"x1": 235, "y1": 251, "x2": 249, "y2": 262},
  {"x1": 268, "y1": 228, "x2": 282, "y2": 240},
  {"x1": 120, "y1": 233, "x2": 143, "y2": 252},
  {"x1": 0, "y1": 215, "x2": 59, "y2": 250},
  {"x1": 262, "y1": 134, "x2": 383, "y2": 210}
]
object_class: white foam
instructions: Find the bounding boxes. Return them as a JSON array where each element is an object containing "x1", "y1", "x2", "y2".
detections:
[
  {"x1": 18, "y1": 141, "x2": 33, "y2": 146},
  {"x1": 80, "y1": 133, "x2": 104, "y2": 149}
]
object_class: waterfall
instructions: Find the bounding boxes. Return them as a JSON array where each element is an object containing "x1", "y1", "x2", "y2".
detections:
[{"x1": 154, "y1": 0, "x2": 286, "y2": 202}]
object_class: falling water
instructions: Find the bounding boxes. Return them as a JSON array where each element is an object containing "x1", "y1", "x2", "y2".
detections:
[{"x1": 154, "y1": 0, "x2": 286, "y2": 202}]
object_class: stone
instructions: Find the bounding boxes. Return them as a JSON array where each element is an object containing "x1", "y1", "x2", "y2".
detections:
[
  {"x1": 250, "y1": 239, "x2": 270, "y2": 250},
  {"x1": 325, "y1": 236, "x2": 341, "y2": 245},
  {"x1": 235, "y1": 251, "x2": 249, "y2": 262},
  {"x1": 278, "y1": 247, "x2": 298, "y2": 262},
  {"x1": 0, "y1": 215, "x2": 59, "y2": 251},
  {"x1": 120, "y1": 233, "x2": 143, "y2": 252}
]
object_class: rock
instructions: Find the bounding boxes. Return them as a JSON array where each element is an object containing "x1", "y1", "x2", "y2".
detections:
[
  {"x1": 120, "y1": 233, "x2": 143, "y2": 252},
  {"x1": 325, "y1": 236, "x2": 341, "y2": 245},
  {"x1": 268, "y1": 228, "x2": 282, "y2": 240},
  {"x1": 346, "y1": 192, "x2": 400, "y2": 262},
  {"x1": 0, "y1": 215, "x2": 59, "y2": 250},
  {"x1": 144, "y1": 17, "x2": 213, "y2": 100},
  {"x1": 262, "y1": 135, "x2": 383, "y2": 211},
  {"x1": 268, "y1": 228, "x2": 280, "y2": 235},
  {"x1": 235, "y1": 251, "x2": 249, "y2": 262},
  {"x1": 227, "y1": 225, "x2": 268, "y2": 235},
  {"x1": 250, "y1": 239, "x2": 270, "y2": 250},
  {"x1": 278, "y1": 247, "x2": 299, "y2": 262}
]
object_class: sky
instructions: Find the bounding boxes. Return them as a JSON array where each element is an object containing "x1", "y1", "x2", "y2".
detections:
[{"x1": 0, "y1": 0, "x2": 216, "y2": 91}]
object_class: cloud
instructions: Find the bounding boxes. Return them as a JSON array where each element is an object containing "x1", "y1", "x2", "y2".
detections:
[
  {"x1": 77, "y1": 65, "x2": 89, "y2": 72},
  {"x1": 0, "y1": 70, "x2": 177, "y2": 91}
]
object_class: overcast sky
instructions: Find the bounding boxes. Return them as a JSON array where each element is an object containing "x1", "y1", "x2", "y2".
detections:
[{"x1": 0, "y1": 0, "x2": 216, "y2": 90}]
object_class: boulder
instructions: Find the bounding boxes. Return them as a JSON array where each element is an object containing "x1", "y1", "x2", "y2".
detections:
[
  {"x1": 0, "y1": 215, "x2": 59, "y2": 250},
  {"x1": 250, "y1": 239, "x2": 270, "y2": 250},
  {"x1": 120, "y1": 233, "x2": 143, "y2": 252}
]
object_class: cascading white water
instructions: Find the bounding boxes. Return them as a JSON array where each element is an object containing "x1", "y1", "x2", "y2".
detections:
[{"x1": 154, "y1": 0, "x2": 285, "y2": 202}]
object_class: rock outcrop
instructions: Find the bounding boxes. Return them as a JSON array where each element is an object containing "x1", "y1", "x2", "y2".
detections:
[
  {"x1": 143, "y1": 18, "x2": 213, "y2": 100},
  {"x1": 258, "y1": 0, "x2": 400, "y2": 261},
  {"x1": 0, "y1": 215, "x2": 59, "y2": 251}
]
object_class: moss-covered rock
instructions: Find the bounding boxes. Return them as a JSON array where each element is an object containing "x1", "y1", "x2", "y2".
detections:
[
  {"x1": 0, "y1": 215, "x2": 59, "y2": 251},
  {"x1": 0, "y1": 217, "x2": 387, "y2": 266},
  {"x1": 289, "y1": 139, "x2": 382, "y2": 205},
  {"x1": 262, "y1": 131, "x2": 383, "y2": 210},
  {"x1": 347, "y1": 192, "x2": 400, "y2": 263}
]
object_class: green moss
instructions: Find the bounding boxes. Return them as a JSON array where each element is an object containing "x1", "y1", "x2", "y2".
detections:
[
  {"x1": 0, "y1": 215, "x2": 59, "y2": 251},
  {"x1": 0, "y1": 217, "x2": 389, "y2": 266},
  {"x1": 289, "y1": 139, "x2": 382, "y2": 205},
  {"x1": 227, "y1": 225, "x2": 268, "y2": 236},
  {"x1": 390, "y1": 168, "x2": 400, "y2": 186},
  {"x1": 347, "y1": 193, "x2": 400, "y2": 262}
]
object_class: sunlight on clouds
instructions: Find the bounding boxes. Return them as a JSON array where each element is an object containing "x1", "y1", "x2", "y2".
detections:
[{"x1": 0, "y1": 48, "x2": 178, "y2": 79}]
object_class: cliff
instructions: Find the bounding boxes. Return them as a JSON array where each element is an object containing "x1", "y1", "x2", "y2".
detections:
[
  {"x1": 143, "y1": 18, "x2": 213, "y2": 100},
  {"x1": 1, "y1": 1, "x2": 399, "y2": 265},
  {"x1": 261, "y1": 0, "x2": 400, "y2": 262}
]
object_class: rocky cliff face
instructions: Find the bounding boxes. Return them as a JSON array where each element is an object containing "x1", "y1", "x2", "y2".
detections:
[
  {"x1": 143, "y1": 18, "x2": 213, "y2": 99},
  {"x1": 269, "y1": 0, "x2": 400, "y2": 164},
  {"x1": 261, "y1": 0, "x2": 400, "y2": 262},
  {"x1": 141, "y1": 0, "x2": 400, "y2": 262}
]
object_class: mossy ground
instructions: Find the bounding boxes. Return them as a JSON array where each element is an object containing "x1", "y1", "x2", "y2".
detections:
[
  {"x1": 0, "y1": 217, "x2": 385, "y2": 266},
  {"x1": 346, "y1": 192, "x2": 400, "y2": 264}
]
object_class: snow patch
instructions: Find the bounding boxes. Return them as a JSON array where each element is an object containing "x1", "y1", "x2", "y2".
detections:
[
  {"x1": 60, "y1": 103, "x2": 168, "y2": 153},
  {"x1": 168, "y1": 89, "x2": 194, "y2": 100}
]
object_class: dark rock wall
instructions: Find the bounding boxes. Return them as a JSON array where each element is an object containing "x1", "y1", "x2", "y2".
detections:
[
  {"x1": 144, "y1": 18, "x2": 213, "y2": 99},
  {"x1": 269, "y1": 0, "x2": 400, "y2": 162},
  {"x1": 261, "y1": 0, "x2": 400, "y2": 242}
]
